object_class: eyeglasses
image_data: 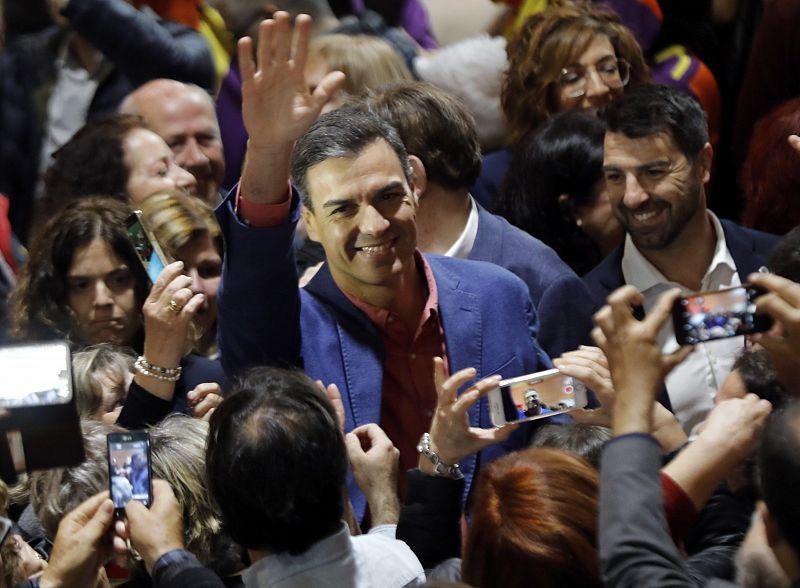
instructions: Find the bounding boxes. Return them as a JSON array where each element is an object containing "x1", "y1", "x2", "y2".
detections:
[{"x1": 558, "y1": 57, "x2": 631, "y2": 99}]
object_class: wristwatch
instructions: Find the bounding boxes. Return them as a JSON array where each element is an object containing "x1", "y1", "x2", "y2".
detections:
[{"x1": 416, "y1": 433, "x2": 464, "y2": 480}]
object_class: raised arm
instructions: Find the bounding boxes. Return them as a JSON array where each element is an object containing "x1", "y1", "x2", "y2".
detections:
[{"x1": 237, "y1": 12, "x2": 345, "y2": 204}]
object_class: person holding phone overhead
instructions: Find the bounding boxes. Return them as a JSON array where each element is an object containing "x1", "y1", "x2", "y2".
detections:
[
  {"x1": 216, "y1": 11, "x2": 551, "y2": 521},
  {"x1": 7, "y1": 198, "x2": 225, "y2": 429},
  {"x1": 583, "y1": 85, "x2": 778, "y2": 433}
]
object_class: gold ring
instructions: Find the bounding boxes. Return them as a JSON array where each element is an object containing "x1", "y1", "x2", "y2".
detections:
[{"x1": 168, "y1": 299, "x2": 183, "y2": 313}]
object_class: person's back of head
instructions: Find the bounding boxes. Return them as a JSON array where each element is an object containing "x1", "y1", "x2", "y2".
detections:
[
  {"x1": 768, "y1": 226, "x2": 800, "y2": 284},
  {"x1": 363, "y1": 81, "x2": 481, "y2": 192},
  {"x1": 599, "y1": 84, "x2": 709, "y2": 161},
  {"x1": 494, "y1": 108, "x2": 608, "y2": 275},
  {"x1": 741, "y1": 97, "x2": 800, "y2": 235},
  {"x1": 531, "y1": 423, "x2": 612, "y2": 469},
  {"x1": 309, "y1": 34, "x2": 412, "y2": 102},
  {"x1": 206, "y1": 367, "x2": 346, "y2": 555},
  {"x1": 463, "y1": 447, "x2": 601, "y2": 588},
  {"x1": 758, "y1": 400, "x2": 800, "y2": 560}
]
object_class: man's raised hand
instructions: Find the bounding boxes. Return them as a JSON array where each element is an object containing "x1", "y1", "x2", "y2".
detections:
[{"x1": 238, "y1": 12, "x2": 345, "y2": 150}]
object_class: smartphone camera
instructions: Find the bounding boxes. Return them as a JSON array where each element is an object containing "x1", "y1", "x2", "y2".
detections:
[
  {"x1": 672, "y1": 285, "x2": 773, "y2": 346},
  {"x1": 107, "y1": 431, "x2": 152, "y2": 517}
]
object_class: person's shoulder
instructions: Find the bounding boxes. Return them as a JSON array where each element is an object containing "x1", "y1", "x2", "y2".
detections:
[
  {"x1": 583, "y1": 246, "x2": 625, "y2": 293},
  {"x1": 427, "y1": 252, "x2": 528, "y2": 290},
  {"x1": 721, "y1": 219, "x2": 780, "y2": 249},
  {"x1": 353, "y1": 529, "x2": 425, "y2": 585}
]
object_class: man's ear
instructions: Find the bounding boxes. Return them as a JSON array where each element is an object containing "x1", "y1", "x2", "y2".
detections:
[
  {"x1": 408, "y1": 155, "x2": 427, "y2": 203},
  {"x1": 301, "y1": 205, "x2": 319, "y2": 243},
  {"x1": 697, "y1": 142, "x2": 713, "y2": 184}
]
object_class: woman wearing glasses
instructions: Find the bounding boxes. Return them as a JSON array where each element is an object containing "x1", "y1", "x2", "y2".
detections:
[{"x1": 488, "y1": 2, "x2": 648, "y2": 273}]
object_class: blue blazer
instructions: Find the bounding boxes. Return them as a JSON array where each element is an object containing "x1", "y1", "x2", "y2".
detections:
[
  {"x1": 583, "y1": 220, "x2": 779, "y2": 308},
  {"x1": 583, "y1": 220, "x2": 779, "y2": 411},
  {"x1": 470, "y1": 204, "x2": 595, "y2": 358},
  {"x1": 216, "y1": 194, "x2": 551, "y2": 519}
]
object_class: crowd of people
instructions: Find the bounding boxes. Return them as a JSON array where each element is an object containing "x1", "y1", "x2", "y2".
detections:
[{"x1": 0, "y1": 0, "x2": 798, "y2": 587}]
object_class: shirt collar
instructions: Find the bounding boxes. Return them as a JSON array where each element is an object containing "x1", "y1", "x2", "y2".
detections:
[
  {"x1": 244, "y1": 523, "x2": 351, "y2": 586},
  {"x1": 621, "y1": 211, "x2": 735, "y2": 293},
  {"x1": 343, "y1": 251, "x2": 440, "y2": 332},
  {"x1": 444, "y1": 195, "x2": 479, "y2": 259}
]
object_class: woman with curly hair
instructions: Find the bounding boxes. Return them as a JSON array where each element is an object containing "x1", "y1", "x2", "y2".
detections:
[
  {"x1": 501, "y1": 1, "x2": 649, "y2": 143},
  {"x1": 475, "y1": 0, "x2": 649, "y2": 209},
  {"x1": 8, "y1": 197, "x2": 225, "y2": 428}
]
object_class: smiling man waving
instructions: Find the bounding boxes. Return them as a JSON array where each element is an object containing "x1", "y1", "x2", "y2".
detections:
[{"x1": 215, "y1": 12, "x2": 551, "y2": 522}]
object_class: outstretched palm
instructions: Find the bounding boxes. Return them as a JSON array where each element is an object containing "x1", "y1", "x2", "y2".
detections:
[{"x1": 238, "y1": 12, "x2": 346, "y2": 147}]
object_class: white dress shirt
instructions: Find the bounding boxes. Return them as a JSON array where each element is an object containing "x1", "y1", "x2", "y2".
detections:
[
  {"x1": 243, "y1": 523, "x2": 425, "y2": 588},
  {"x1": 621, "y1": 212, "x2": 744, "y2": 434},
  {"x1": 444, "y1": 196, "x2": 479, "y2": 259}
]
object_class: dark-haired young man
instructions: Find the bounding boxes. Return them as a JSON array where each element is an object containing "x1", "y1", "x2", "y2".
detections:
[
  {"x1": 362, "y1": 81, "x2": 595, "y2": 359},
  {"x1": 216, "y1": 13, "x2": 550, "y2": 520},
  {"x1": 584, "y1": 84, "x2": 778, "y2": 433}
]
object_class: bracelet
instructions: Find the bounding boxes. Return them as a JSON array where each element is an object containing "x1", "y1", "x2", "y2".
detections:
[
  {"x1": 134, "y1": 356, "x2": 182, "y2": 382},
  {"x1": 416, "y1": 433, "x2": 464, "y2": 480}
]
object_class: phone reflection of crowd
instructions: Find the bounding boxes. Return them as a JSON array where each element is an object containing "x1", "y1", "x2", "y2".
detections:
[{"x1": 3, "y1": 2, "x2": 800, "y2": 588}]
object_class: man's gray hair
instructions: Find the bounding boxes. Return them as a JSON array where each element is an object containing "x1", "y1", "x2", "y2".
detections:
[{"x1": 290, "y1": 106, "x2": 413, "y2": 209}]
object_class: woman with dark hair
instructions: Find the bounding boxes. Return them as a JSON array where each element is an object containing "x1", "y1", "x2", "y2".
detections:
[
  {"x1": 741, "y1": 97, "x2": 800, "y2": 235},
  {"x1": 8, "y1": 197, "x2": 224, "y2": 428},
  {"x1": 494, "y1": 109, "x2": 623, "y2": 275},
  {"x1": 43, "y1": 114, "x2": 197, "y2": 214},
  {"x1": 9, "y1": 198, "x2": 148, "y2": 346}
]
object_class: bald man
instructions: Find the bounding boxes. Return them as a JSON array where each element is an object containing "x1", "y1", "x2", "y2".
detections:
[{"x1": 120, "y1": 79, "x2": 224, "y2": 206}]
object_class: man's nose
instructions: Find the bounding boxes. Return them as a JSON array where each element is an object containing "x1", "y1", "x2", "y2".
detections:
[
  {"x1": 177, "y1": 138, "x2": 211, "y2": 171},
  {"x1": 623, "y1": 173, "x2": 649, "y2": 209},
  {"x1": 170, "y1": 163, "x2": 198, "y2": 195},
  {"x1": 359, "y1": 204, "x2": 390, "y2": 235}
]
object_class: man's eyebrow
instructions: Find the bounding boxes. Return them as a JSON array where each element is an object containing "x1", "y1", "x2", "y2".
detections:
[
  {"x1": 375, "y1": 181, "x2": 406, "y2": 195},
  {"x1": 322, "y1": 197, "x2": 356, "y2": 210}
]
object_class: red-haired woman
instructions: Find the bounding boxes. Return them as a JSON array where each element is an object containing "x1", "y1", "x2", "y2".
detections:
[{"x1": 741, "y1": 97, "x2": 800, "y2": 235}]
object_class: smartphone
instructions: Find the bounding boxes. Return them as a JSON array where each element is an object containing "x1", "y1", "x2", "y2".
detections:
[
  {"x1": 672, "y1": 284, "x2": 773, "y2": 346},
  {"x1": 0, "y1": 341, "x2": 84, "y2": 483},
  {"x1": 0, "y1": 341, "x2": 72, "y2": 408},
  {"x1": 488, "y1": 368, "x2": 588, "y2": 427},
  {"x1": 125, "y1": 211, "x2": 170, "y2": 284},
  {"x1": 107, "y1": 431, "x2": 152, "y2": 517}
]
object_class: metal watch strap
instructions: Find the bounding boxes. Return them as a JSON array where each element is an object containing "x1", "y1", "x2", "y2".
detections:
[{"x1": 416, "y1": 432, "x2": 464, "y2": 480}]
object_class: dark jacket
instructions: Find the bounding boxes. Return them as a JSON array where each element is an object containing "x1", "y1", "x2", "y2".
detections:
[
  {"x1": 0, "y1": 0, "x2": 215, "y2": 241},
  {"x1": 470, "y1": 204, "x2": 595, "y2": 358}
]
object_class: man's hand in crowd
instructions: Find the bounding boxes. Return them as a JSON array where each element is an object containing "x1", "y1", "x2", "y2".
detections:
[
  {"x1": 663, "y1": 394, "x2": 771, "y2": 510},
  {"x1": 425, "y1": 357, "x2": 517, "y2": 469},
  {"x1": 121, "y1": 480, "x2": 185, "y2": 576},
  {"x1": 556, "y1": 345, "x2": 687, "y2": 450},
  {"x1": 750, "y1": 272, "x2": 800, "y2": 390},
  {"x1": 38, "y1": 492, "x2": 115, "y2": 588},
  {"x1": 345, "y1": 424, "x2": 400, "y2": 526},
  {"x1": 592, "y1": 286, "x2": 692, "y2": 436},
  {"x1": 238, "y1": 11, "x2": 345, "y2": 204}
]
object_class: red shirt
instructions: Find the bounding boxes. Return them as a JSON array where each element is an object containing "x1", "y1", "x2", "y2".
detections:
[{"x1": 345, "y1": 254, "x2": 448, "y2": 496}]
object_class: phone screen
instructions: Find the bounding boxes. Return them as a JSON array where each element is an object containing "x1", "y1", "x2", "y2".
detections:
[
  {"x1": 490, "y1": 369, "x2": 587, "y2": 426},
  {"x1": 107, "y1": 432, "x2": 152, "y2": 514},
  {"x1": 673, "y1": 285, "x2": 772, "y2": 345},
  {"x1": 0, "y1": 342, "x2": 72, "y2": 407},
  {"x1": 125, "y1": 212, "x2": 167, "y2": 284}
]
